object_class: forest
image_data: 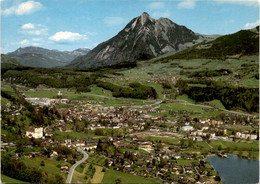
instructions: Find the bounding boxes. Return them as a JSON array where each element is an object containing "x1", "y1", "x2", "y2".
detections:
[
  {"x1": 97, "y1": 81, "x2": 157, "y2": 99},
  {"x1": 176, "y1": 79, "x2": 259, "y2": 112}
]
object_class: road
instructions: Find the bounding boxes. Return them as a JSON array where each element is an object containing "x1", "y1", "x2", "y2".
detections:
[
  {"x1": 205, "y1": 141, "x2": 213, "y2": 148},
  {"x1": 173, "y1": 99, "x2": 216, "y2": 108},
  {"x1": 85, "y1": 93, "x2": 114, "y2": 99},
  {"x1": 218, "y1": 108, "x2": 255, "y2": 117},
  {"x1": 66, "y1": 147, "x2": 88, "y2": 184},
  {"x1": 86, "y1": 93, "x2": 164, "y2": 108},
  {"x1": 130, "y1": 131, "x2": 184, "y2": 138}
]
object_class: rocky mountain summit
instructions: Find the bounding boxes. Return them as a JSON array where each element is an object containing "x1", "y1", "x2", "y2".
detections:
[{"x1": 67, "y1": 12, "x2": 211, "y2": 68}]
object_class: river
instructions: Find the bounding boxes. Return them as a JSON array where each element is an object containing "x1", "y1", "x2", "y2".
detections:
[{"x1": 206, "y1": 155, "x2": 259, "y2": 184}]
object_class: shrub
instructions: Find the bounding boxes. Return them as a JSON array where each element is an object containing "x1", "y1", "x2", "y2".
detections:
[{"x1": 40, "y1": 160, "x2": 45, "y2": 166}]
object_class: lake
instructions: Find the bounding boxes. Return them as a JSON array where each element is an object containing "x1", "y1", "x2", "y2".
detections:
[{"x1": 206, "y1": 155, "x2": 259, "y2": 184}]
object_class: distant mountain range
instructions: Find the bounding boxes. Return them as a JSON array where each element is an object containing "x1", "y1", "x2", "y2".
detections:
[
  {"x1": 7, "y1": 47, "x2": 90, "y2": 68},
  {"x1": 67, "y1": 12, "x2": 217, "y2": 68}
]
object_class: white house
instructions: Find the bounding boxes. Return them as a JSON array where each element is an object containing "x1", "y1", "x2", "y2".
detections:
[
  {"x1": 26, "y1": 126, "x2": 43, "y2": 139},
  {"x1": 181, "y1": 126, "x2": 194, "y2": 132},
  {"x1": 236, "y1": 132, "x2": 257, "y2": 140},
  {"x1": 25, "y1": 98, "x2": 52, "y2": 107}
]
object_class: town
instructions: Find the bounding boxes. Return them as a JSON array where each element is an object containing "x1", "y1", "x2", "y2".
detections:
[{"x1": 1, "y1": 83, "x2": 259, "y2": 183}]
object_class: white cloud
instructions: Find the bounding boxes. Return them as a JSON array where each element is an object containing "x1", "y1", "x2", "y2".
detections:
[
  {"x1": 148, "y1": 2, "x2": 165, "y2": 9},
  {"x1": 21, "y1": 23, "x2": 35, "y2": 29},
  {"x1": 16, "y1": 1, "x2": 42, "y2": 15},
  {"x1": 26, "y1": 28, "x2": 48, "y2": 35},
  {"x1": 152, "y1": 10, "x2": 170, "y2": 18},
  {"x1": 178, "y1": 0, "x2": 197, "y2": 9},
  {"x1": 104, "y1": 17, "x2": 125, "y2": 25},
  {"x1": 19, "y1": 39, "x2": 29, "y2": 45},
  {"x1": 32, "y1": 38, "x2": 42, "y2": 42},
  {"x1": 2, "y1": 1, "x2": 42, "y2": 16},
  {"x1": 244, "y1": 19, "x2": 260, "y2": 29},
  {"x1": 49, "y1": 31, "x2": 87, "y2": 42},
  {"x1": 20, "y1": 24, "x2": 48, "y2": 35},
  {"x1": 21, "y1": 38, "x2": 44, "y2": 46},
  {"x1": 213, "y1": 0, "x2": 259, "y2": 7}
]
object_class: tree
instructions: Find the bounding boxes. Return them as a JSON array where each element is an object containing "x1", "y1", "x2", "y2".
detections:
[
  {"x1": 52, "y1": 174, "x2": 65, "y2": 184},
  {"x1": 104, "y1": 159, "x2": 109, "y2": 167},
  {"x1": 75, "y1": 122, "x2": 82, "y2": 132},
  {"x1": 238, "y1": 151, "x2": 243, "y2": 157},
  {"x1": 40, "y1": 160, "x2": 45, "y2": 166},
  {"x1": 218, "y1": 145, "x2": 222, "y2": 151},
  {"x1": 215, "y1": 172, "x2": 221, "y2": 182},
  {"x1": 56, "y1": 154, "x2": 63, "y2": 161},
  {"x1": 180, "y1": 139, "x2": 185, "y2": 146},
  {"x1": 226, "y1": 146, "x2": 231, "y2": 153},
  {"x1": 94, "y1": 129, "x2": 104, "y2": 136},
  {"x1": 115, "y1": 177, "x2": 122, "y2": 184},
  {"x1": 159, "y1": 158, "x2": 167, "y2": 168},
  {"x1": 188, "y1": 139, "x2": 194, "y2": 147},
  {"x1": 16, "y1": 139, "x2": 26, "y2": 153},
  {"x1": 29, "y1": 167, "x2": 43, "y2": 183}
]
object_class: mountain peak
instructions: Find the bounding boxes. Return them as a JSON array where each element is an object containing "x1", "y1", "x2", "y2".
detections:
[
  {"x1": 138, "y1": 12, "x2": 155, "y2": 25},
  {"x1": 67, "y1": 13, "x2": 203, "y2": 68},
  {"x1": 141, "y1": 12, "x2": 150, "y2": 17}
]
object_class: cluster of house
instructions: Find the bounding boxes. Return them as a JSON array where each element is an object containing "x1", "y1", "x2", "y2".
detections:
[
  {"x1": 236, "y1": 131, "x2": 258, "y2": 140},
  {"x1": 98, "y1": 138, "x2": 215, "y2": 183},
  {"x1": 186, "y1": 118, "x2": 258, "y2": 141},
  {"x1": 57, "y1": 104, "x2": 166, "y2": 132},
  {"x1": 60, "y1": 138, "x2": 97, "y2": 151},
  {"x1": 219, "y1": 113, "x2": 258, "y2": 126},
  {"x1": 24, "y1": 125, "x2": 98, "y2": 151},
  {"x1": 189, "y1": 127, "x2": 221, "y2": 141},
  {"x1": 2, "y1": 103, "x2": 22, "y2": 116}
]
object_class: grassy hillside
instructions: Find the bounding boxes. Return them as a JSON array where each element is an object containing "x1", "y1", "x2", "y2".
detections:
[
  {"x1": 156, "y1": 27, "x2": 259, "y2": 61},
  {"x1": 1, "y1": 174, "x2": 28, "y2": 183},
  {"x1": 1, "y1": 54, "x2": 22, "y2": 68}
]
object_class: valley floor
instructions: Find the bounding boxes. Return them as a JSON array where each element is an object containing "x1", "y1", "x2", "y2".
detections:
[{"x1": 1, "y1": 55, "x2": 259, "y2": 183}]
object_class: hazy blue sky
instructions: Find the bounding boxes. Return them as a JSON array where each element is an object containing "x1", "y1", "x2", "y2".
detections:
[{"x1": 1, "y1": 0, "x2": 259, "y2": 53}]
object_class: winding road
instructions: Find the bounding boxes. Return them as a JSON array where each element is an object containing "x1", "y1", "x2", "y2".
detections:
[{"x1": 66, "y1": 147, "x2": 88, "y2": 184}]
